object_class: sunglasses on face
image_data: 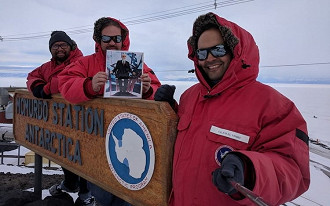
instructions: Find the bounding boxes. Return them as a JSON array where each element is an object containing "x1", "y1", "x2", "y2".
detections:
[
  {"x1": 196, "y1": 44, "x2": 227, "y2": 61},
  {"x1": 51, "y1": 43, "x2": 69, "y2": 50},
  {"x1": 101, "y1": 35, "x2": 122, "y2": 43}
]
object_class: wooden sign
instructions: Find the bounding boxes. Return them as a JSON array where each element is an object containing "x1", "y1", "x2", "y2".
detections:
[{"x1": 13, "y1": 89, "x2": 178, "y2": 206}]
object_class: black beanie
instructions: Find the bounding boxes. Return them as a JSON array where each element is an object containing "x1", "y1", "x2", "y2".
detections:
[{"x1": 49, "y1": 31, "x2": 73, "y2": 50}]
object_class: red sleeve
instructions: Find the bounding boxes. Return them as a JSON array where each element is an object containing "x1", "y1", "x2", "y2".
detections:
[
  {"x1": 58, "y1": 59, "x2": 92, "y2": 104},
  {"x1": 142, "y1": 63, "x2": 161, "y2": 100},
  {"x1": 236, "y1": 102, "x2": 310, "y2": 206},
  {"x1": 26, "y1": 63, "x2": 49, "y2": 92},
  {"x1": 83, "y1": 77, "x2": 99, "y2": 99}
]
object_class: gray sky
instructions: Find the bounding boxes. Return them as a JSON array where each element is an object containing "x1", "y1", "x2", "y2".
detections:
[{"x1": 0, "y1": 0, "x2": 330, "y2": 82}]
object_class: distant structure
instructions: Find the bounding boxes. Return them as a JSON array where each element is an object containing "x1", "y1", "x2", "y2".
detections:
[
  {"x1": 0, "y1": 87, "x2": 18, "y2": 124},
  {"x1": 0, "y1": 87, "x2": 15, "y2": 141}
]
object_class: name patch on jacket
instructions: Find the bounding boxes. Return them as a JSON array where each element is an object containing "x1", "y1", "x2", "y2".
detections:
[{"x1": 210, "y1": 126, "x2": 250, "y2": 143}]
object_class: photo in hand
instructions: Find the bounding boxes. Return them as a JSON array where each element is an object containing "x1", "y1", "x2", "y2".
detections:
[{"x1": 104, "y1": 50, "x2": 143, "y2": 98}]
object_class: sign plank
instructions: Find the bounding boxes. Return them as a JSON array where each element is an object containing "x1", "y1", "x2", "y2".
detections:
[{"x1": 14, "y1": 89, "x2": 178, "y2": 206}]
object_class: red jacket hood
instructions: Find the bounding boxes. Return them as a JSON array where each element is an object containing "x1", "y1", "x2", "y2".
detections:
[
  {"x1": 94, "y1": 17, "x2": 130, "y2": 54},
  {"x1": 188, "y1": 13, "x2": 260, "y2": 96}
]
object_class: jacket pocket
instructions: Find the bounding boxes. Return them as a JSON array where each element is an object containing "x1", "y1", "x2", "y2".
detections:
[{"x1": 177, "y1": 113, "x2": 192, "y2": 132}]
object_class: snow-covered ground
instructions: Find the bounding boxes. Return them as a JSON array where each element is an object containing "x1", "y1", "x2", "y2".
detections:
[{"x1": 1, "y1": 82, "x2": 330, "y2": 206}]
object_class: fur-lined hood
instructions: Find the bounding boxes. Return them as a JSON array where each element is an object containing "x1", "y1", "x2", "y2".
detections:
[
  {"x1": 187, "y1": 12, "x2": 260, "y2": 96},
  {"x1": 93, "y1": 17, "x2": 130, "y2": 53}
]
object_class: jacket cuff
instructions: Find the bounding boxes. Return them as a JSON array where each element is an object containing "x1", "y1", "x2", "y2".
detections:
[
  {"x1": 142, "y1": 86, "x2": 153, "y2": 99},
  {"x1": 230, "y1": 191, "x2": 245, "y2": 200},
  {"x1": 232, "y1": 152, "x2": 256, "y2": 191},
  {"x1": 83, "y1": 77, "x2": 98, "y2": 99},
  {"x1": 43, "y1": 83, "x2": 51, "y2": 95}
]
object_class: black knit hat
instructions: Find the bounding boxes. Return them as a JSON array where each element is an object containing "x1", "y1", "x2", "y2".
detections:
[{"x1": 49, "y1": 31, "x2": 73, "y2": 50}]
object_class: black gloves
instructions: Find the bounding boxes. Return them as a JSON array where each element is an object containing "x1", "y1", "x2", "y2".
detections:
[
  {"x1": 32, "y1": 84, "x2": 51, "y2": 99},
  {"x1": 154, "y1": 84, "x2": 176, "y2": 109},
  {"x1": 212, "y1": 153, "x2": 244, "y2": 195}
]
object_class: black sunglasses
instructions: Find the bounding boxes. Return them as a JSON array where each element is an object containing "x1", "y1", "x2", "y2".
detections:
[
  {"x1": 196, "y1": 44, "x2": 227, "y2": 60},
  {"x1": 101, "y1": 35, "x2": 122, "y2": 43}
]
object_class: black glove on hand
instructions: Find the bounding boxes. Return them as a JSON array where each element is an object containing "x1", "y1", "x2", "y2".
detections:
[
  {"x1": 32, "y1": 84, "x2": 44, "y2": 98},
  {"x1": 212, "y1": 153, "x2": 244, "y2": 195},
  {"x1": 40, "y1": 89, "x2": 52, "y2": 99},
  {"x1": 32, "y1": 84, "x2": 51, "y2": 99},
  {"x1": 154, "y1": 84, "x2": 176, "y2": 109}
]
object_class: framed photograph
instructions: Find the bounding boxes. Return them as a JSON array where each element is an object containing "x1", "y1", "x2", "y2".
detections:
[{"x1": 104, "y1": 50, "x2": 144, "y2": 98}]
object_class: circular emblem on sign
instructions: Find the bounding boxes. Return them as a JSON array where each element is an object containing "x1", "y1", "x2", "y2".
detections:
[
  {"x1": 215, "y1": 145, "x2": 233, "y2": 166},
  {"x1": 105, "y1": 112, "x2": 155, "y2": 190}
]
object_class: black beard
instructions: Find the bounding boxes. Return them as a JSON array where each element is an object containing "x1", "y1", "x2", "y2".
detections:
[
  {"x1": 54, "y1": 53, "x2": 69, "y2": 63},
  {"x1": 55, "y1": 56, "x2": 68, "y2": 63},
  {"x1": 106, "y1": 45, "x2": 119, "y2": 50}
]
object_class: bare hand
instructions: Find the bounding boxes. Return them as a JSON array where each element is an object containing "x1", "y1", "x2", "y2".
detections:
[
  {"x1": 92, "y1": 72, "x2": 108, "y2": 92},
  {"x1": 140, "y1": 73, "x2": 151, "y2": 94}
]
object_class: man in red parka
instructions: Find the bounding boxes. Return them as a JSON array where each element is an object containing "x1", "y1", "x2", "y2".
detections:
[
  {"x1": 156, "y1": 12, "x2": 310, "y2": 205},
  {"x1": 58, "y1": 17, "x2": 161, "y2": 206},
  {"x1": 27, "y1": 31, "x2": 83, "y2": 99},
  {"x1": 26, "y1": 31, "x2": 96, "y2": 205},
  {"x1": 58, "y1": 17, "x2": 161, "y2": 104}
]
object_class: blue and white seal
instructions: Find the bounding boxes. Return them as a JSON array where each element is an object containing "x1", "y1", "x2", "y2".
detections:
[
  {"x1": 105, "y1": 112, "x2": 155, "y2": 190},
  {"x1": 215, "y1": 145, "x2": 233, "y2": 166}
]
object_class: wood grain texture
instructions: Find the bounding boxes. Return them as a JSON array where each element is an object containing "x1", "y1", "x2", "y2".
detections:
[{"x1": 14, "y1": 89, "x2": 178, "y2": 206}]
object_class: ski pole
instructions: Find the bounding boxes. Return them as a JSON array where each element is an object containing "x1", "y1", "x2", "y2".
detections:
[{"x1": 227, "y1": 179, "x2": 270, "y2": 206}]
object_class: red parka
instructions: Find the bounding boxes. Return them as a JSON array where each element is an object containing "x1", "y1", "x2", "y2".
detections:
[
  {"x1": 58, "y1": 18, "x2": 161, "y2": 104},
  {"x1": 26, "y1": 45, "x2": 83, "y2": 95},
  {"x1": 170, "y1": 13, "x2": 310, "y2": 206}
]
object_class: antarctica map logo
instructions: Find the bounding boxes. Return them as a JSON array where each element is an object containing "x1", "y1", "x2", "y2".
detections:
[
  {"x1": 105, "y1": 112, "x2": 155, "y2": 190},
  {"x1": 215, "y1": 145, "x2": 233, "y2": 166}
]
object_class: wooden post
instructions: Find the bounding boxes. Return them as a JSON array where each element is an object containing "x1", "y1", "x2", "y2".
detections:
[
  {"x1": 34, "y1": 153, "x2": 42, "y2": 199},
  {"x1": 13, "y1": 89, "x2": 178, "y2": 206}
]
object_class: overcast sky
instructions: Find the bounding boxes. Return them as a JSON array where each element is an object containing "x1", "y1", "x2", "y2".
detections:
[{"x1": 0, "y1": 0, "x2": 330, "y2": 82}]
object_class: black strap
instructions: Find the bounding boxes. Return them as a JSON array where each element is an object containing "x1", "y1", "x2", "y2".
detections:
[{"x1": 296, "y1": 128, "x2": 309, "y2": 146}]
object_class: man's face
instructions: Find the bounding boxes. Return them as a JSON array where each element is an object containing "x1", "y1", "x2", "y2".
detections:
[
  {"x1": 122, "y1": 54, "x2": 126, "y2": 60},
  {"x1": 197, "y1": 28, "x2": 232, "y2": 81},
  {"x1": 101, "y1": 25, "x2": 122, "y2": 51},
  {"x1": 50, "y1": 41, "x2": 71, "y2": 63}
]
